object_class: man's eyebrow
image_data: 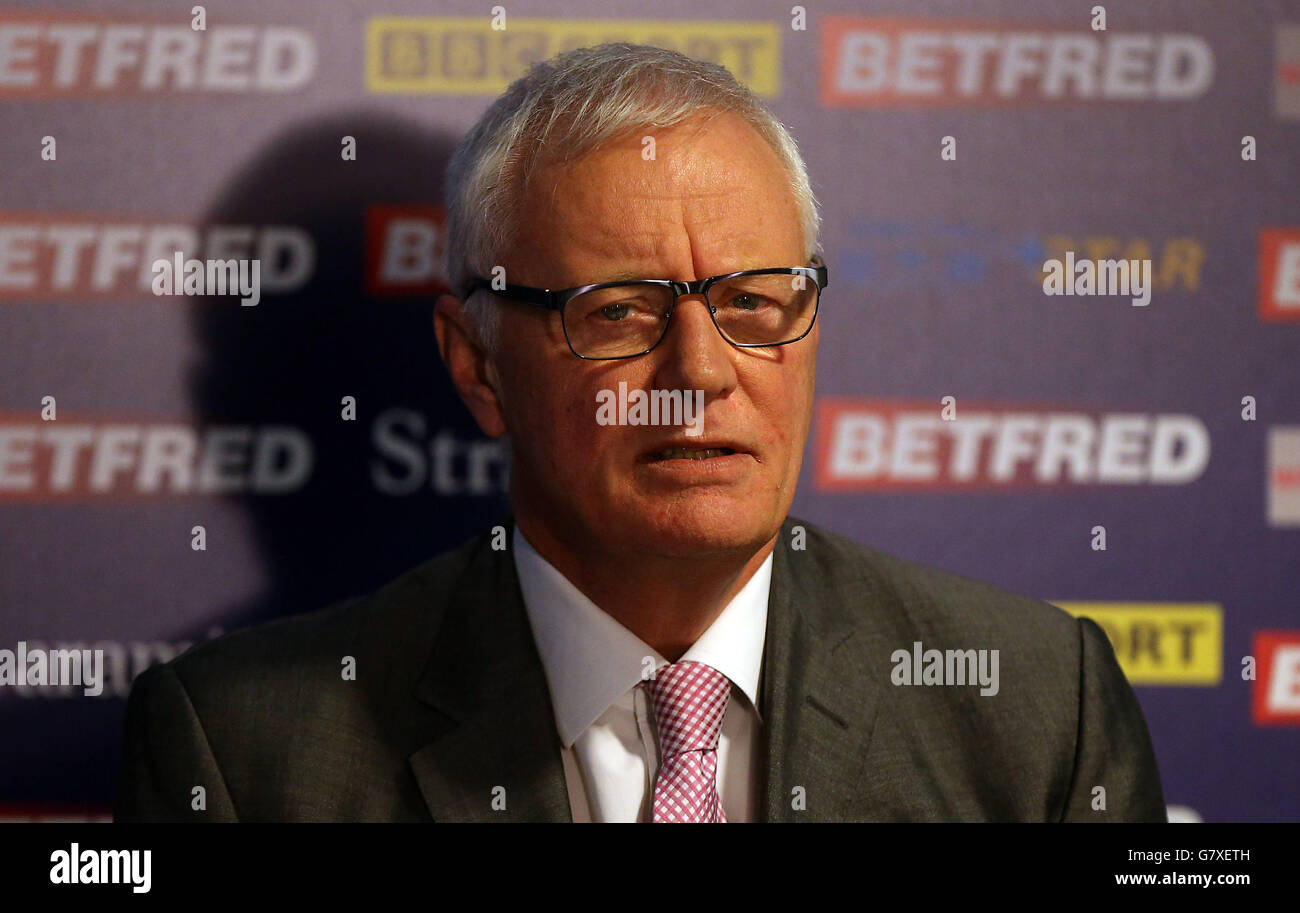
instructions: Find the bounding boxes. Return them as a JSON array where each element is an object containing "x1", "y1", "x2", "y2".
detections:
[
  {"x1": 585, "y1": 269, "x2": 661, "y2": 284},
  {"x1": 581, "y1": 255, "x2": 774, "y2": 285},
  {"x1": 590, "y1": 263, "x2": 756, "y2": 284}
]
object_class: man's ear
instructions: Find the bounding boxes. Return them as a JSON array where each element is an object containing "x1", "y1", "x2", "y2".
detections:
[{"x1": 433, "y1": 293, "x2": 507, "y2": 438}]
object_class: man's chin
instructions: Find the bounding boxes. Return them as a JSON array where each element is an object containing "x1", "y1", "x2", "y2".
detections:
[{"x1": 610, "y1": 499, "x2": 778, "y2": 559}]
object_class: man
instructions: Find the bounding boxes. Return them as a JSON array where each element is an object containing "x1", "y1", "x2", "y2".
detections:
[{"x1": 116, "y1": 44, "x2": 1166, "y2": 822}]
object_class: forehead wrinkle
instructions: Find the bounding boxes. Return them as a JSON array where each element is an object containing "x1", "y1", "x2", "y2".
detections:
[
  {"x1": 565, "y1": 193, "x2": 783, "y2": 284},
  {"x1": 591, "y1": 176, "x2": 757, "y2": 282},
  {"x1": 516, "y1": 114, "x2": 803, "y2": 287},
  {"x1": 538, "y1": 217, "x2": 667, "y2": 285}
]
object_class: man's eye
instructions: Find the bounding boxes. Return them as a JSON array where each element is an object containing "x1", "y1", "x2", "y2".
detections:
[
  {"x1": 726, "y1": 293, "x2": 773, "y2": 311},
  {"x1": 599, "y1": 303, "x2": 631, "y2": 321}
]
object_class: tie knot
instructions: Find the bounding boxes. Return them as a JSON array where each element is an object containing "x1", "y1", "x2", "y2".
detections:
[{"x1": 645, "y1": 661, "x2": 732, "y2": 757}]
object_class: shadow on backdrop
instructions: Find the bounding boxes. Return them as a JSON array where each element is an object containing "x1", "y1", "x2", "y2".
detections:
[
  {"x1": 3, "y1": 112, "x2": 512, "y2": 807},
  {"x1": 188, "y1": 111, "x2": 511, "y2": 635}
]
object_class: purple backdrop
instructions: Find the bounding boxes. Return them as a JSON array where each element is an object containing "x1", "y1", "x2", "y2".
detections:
[{"x1": 1, "y1": 0, "x2": 1297, "y2": 822}]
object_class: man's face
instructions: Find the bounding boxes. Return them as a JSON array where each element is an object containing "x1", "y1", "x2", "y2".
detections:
[{"x1": 471, "y1": 111, "x2": 817, "y2": 560}]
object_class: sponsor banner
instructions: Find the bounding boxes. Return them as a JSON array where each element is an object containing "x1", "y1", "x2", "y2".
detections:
[
  {"x1": 0, "y1": 411, "x2": 511, "y2": 500},
  {"x1": 365, "y1": 17, "x2": 779, "y2": 96},
  {"x1": 1259, "y1": 227, "x2": 1300, "y2": 321},
  {"x1": 834, "y1": 223, "x2": 1204, "y2": 293},
  {"x1": 0, "y1": 415, "x2": 314, "y2": 500},
  {"x1": 0, "y1": 212, "x2": 313, "y2": 300},
  {"x1": 0, "y1": 804, "x2": 112, "y2": 823},
  {"x1": 369, "y1": 408, "x2": 510, "y2": 497},
  {"x1": 1252, "y1": 630, "x2": 1300, "y2": 726},
  {"x1": 814, "y1": 398, "x2": 1210, "y2": 491},
  {"x1": 1276, "y1": 25, "x2": 1300, "y2": 120},
  {"x1": 1055, "y1": 603, "x2": 1223, "y2": 685},
  {"x1": 0, "y1": 8, "x2": 316, "y2": 96},
  {"x1": 820, "y1": 15, "x2": 1214, "y2": 107},
  {"x1": 365, "y1": 204, "x2": 449, "y2": 298},
  {"x1": 1040, "y1": 235, "x2": 1202, "y2": 293},
  {"x1": 1267, "y1": 427, "x2": 1300, "y2": 528}
]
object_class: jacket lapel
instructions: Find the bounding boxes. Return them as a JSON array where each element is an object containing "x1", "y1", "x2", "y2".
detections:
[
  {"x1": 762, "y1": 518, "x2": 890, "y2": 822},
  {"x1": 408, "y1": 527, "x2": 572, "y2": 823},
  {"x1": 406, "y1": 516, "x2": 892, "y2": 823}
]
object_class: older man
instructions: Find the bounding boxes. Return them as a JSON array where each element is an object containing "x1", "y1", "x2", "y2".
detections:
[{"x1": 116, "y1": 44, "x2": 1165, "y2": 823}]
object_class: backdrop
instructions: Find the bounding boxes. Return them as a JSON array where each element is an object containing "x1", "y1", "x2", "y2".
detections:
[{"x1": 1, "y1": 0, "x2": 1297, "y2": 822}]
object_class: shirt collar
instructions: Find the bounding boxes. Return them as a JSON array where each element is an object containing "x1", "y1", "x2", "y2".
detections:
[{"x1": 512, "y1": 525, "x2": 771, "y2": 748}]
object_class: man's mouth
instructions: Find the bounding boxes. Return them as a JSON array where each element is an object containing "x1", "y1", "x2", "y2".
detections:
[{"x1": 648, "y1": 446, "x2": 736, "y2": 462}]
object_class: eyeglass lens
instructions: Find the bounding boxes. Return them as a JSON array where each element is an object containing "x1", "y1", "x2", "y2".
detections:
[{"x1": 564, "y1": 272, "x2": 818, "y2": 358}]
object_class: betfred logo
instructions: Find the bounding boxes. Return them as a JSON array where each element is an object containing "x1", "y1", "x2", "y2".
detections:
[
  {"x1": 1252, "y1": 631, "x2": 1300, "y2": 726},
  {"x1": 1276, "y1": 25, "x2": 1300, "y2": 119},
  {"x1": 365, "y1": 204, "x2": 449, "y2": 298},
  {"x1": 0, "y1": 214, "x2": 313, "y2": 299},
  {"x1": 1268, "y1": 426, "x2": 1300, "y2": 527},
  {"x1": 821, "y1": 16, "x2": 1214, "y2": 106},
  {"x1": 815, "y1": 399, "x2": 1210, "y2": 490},
  {"x1": 0, "y1": 415, "x2": 313, "y2": 500},
  {"x1": 0, "y1": 9, "x2": 315, "y2": 95},
  {"x1": 1259, "y1": 228, "x2": 1300, "y2": 320}
]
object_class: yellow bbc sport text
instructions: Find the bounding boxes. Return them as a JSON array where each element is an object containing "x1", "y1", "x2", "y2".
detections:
[
  {"x1": 365, "y1": 18, "x2": 780, "y2": 96},
  {"x1": 1052, "y1": 603, "x2": 1222, "y2": 685}
]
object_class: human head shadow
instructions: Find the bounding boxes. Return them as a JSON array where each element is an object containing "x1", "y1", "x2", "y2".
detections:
[{"x1": 186, "y1": 110, "x2": 510, "y2": 636}]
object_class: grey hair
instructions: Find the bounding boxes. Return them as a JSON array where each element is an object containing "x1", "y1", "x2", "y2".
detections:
[{"x1": 443, "y1": 42, "x2": 822, "y2": 353}]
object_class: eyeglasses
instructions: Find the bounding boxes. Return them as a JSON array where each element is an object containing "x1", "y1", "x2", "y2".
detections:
[{"x1": 462, "y1": 255, "x2": 828, "y2": 360}]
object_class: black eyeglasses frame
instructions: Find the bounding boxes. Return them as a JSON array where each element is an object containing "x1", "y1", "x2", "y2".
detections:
[{"x1": 460, "y1": 255, "x2": 828, "y2": 360}]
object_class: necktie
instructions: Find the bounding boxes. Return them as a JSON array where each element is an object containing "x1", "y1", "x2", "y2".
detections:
[{"x1": 644, "y1": 660, "x2": 732, "y2": 823}]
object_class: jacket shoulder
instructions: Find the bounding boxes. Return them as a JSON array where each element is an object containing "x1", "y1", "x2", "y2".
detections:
[
  {"x1": 158, "y1": 530, "x2": 495, "y2": 719},
  {"x1": 144, "y1": 533, "x2": 499, "y2": 759},
  {"x1": 118, "y1": 530, "x2": 500, "y2": 821},
  {"x1": 789, "y1": 516, "x2": 1080, "y2": 647},
  {"x1": 784, "y1": 518, "x2": 1119, "y2": 820}
]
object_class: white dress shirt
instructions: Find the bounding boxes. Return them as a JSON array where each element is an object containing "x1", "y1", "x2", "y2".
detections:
[{"x1": 512, "y1": 526, "x2": 771, "y2": 822}]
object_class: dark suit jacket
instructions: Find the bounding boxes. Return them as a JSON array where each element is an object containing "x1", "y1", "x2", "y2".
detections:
[{"x1": 115, "y1": 516, "x2": 1166, "y2": 822}]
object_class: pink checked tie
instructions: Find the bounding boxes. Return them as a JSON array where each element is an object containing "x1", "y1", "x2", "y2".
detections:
[{"x1": 645, "y1": 660, "x2": 732, "y2": 823}]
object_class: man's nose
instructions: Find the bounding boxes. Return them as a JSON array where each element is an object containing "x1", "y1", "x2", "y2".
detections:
[{"x1": 653, "y1": 293, "x2": 737, "y2": 397}]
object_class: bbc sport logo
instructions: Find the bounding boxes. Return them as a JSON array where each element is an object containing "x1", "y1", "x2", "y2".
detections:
[
  {"x1": 1054, "y1": 603, "x2": 1222, "y2": 686},
  {"x1": 365, "y1": 17, "x2": 780, "y2": 96}
]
